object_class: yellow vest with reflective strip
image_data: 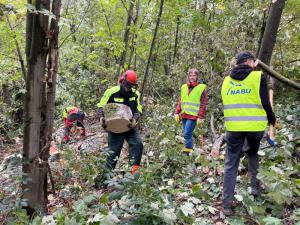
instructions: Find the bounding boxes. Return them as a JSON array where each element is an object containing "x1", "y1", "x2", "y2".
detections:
[
  {"x1": 97, "y1": 86, "x2": 142, "y2": 113},
  {"x1": 181, "y1": 84, "x2": 206, "y2": 116},
  {"x1": 221, "y1": 71, "x2": 267, "y2": 131},
  {"x1": 63, "y1": 106, "x2": 78, "y2": 118}
]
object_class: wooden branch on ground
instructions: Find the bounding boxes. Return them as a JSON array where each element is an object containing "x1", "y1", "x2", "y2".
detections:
[
  {"x1": 210, "y1": 114, "x2": 225, "y2": 152},
  {"x1": 257, "y1": 60, "x2": 300, "y2": 90},
  {"x1": 47, "y1": 163, "x2": 55, "y2": 195}
]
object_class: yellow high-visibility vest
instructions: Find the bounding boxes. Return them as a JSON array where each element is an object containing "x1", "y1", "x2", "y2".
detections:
[
  {"x1": 221, "y1": 71, "x2": 267, "y2": 131},
  {"x1": 97, "y1": 86, "x2": 142, "y2": 113},
  {"x1": 63, "y1": 106, "x2": 78, "y2": 119},
  {"x1": 181, "y1": 84, "x2": 206, "y2": 116}
]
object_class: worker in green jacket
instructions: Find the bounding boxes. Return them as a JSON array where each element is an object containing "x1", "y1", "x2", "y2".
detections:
[{"x1": 96, "y1": 70, "x2": 143, "y2": 176}]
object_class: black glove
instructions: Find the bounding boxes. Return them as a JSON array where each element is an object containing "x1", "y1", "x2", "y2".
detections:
[
  {"x1": 100, "y1": 117, "x2": 107, "y2": 129},
  {"x1": 133, "y1": 112, "x2": 140, "y2": 121},
  {"x1": 96, "y1": 108, "x2": 104, "y2": 120}
]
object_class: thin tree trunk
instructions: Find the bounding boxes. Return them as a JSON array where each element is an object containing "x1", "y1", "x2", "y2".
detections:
[
  {"x1": 2, "y1": 84, "x2": 11, "y2": 106},
  {"x1": 141, "y1": 0, "x2": 164, "y2": 98},
  {"x1": 128, "y1": 0, "x2": 140, "y2": 69},
  {"x1": 42, "y1": 0, "x2": 61, "y2": 196},
  {"x1": 116, "y1": 0, "x2": 135, "y2": 77},
  {"x1": 257, "y1": 0, "x2": 285, "y2": 67},
  {"x1": 172, "y1": 15, "x2": 180, "y2": 65},
  {"x1": 257, "y1": 0, "x2": 286, "y2": 146},
  {"x1": 22, "y1": 0, "x2": 50, "y2": 215},
  {"x1": 5, "y1": 15, "x2": 27, "y2": 81}
]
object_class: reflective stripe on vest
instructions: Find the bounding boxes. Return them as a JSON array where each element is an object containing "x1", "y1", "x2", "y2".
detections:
[
  {"x1": 221, "y1": 71, "x2": 267, "y2": 131},
  {"x1": 223, "y1": 103, "x2": 263, "y2": 110},
  {"x1": 224, "y1": 116, "x2": 267, "y2": 121},
  {"x1": 114, "y1": 98, "x2": 124, "y2": 103},
  {"x1": 181, "y1": 83, "x2": 206, "y2": 116}
]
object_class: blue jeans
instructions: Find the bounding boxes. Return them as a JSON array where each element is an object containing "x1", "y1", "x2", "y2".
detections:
[{"x1": 182, "y1": 119, "x2": 196, "y2": 149}]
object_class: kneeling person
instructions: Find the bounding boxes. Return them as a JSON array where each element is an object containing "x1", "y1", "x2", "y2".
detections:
[{"x1": 63, "y1": 106, "x2": 86, "y2": 142}]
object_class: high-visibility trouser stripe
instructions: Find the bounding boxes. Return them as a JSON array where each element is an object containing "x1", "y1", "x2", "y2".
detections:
[
  {"x1": 182, "y1": 107, "x2": 199, "y2": 113},
  {"x1": 225, "y1": 116, "x2": 267, "y2": 121},
  {"x1": 224, "y1": 104, "x2": 263, "y2": 109},
  {"x1": 182, "y1": 102, "x2": 200, "y2": 107}
]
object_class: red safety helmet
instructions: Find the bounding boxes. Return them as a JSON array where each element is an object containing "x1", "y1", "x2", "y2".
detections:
[{"x1": 123, "y1": 70, "x2": 138, "y2": 85}]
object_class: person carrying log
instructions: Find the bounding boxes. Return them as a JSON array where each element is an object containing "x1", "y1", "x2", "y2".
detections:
[
  {"x1": 174, "y1": 68, "x2": 208, "y2": 155},
  {"x1": 96, "y1": 70, "x2": 143, "y2": 175},
  {"x1": 218, "y1": 51, "x2": 276, "y2": 216},
  {"x1": 63, "y1": 106, "x2": 86, "y2": 143}
]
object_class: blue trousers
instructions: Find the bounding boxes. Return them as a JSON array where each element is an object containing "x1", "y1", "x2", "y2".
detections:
[{"x1": 182, "y1": 119, "x2": 196, "y2": 149}]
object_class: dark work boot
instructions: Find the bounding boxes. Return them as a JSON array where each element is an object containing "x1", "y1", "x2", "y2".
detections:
[
  {"x1": 250, "y1": 185, "x2": 261, "y2": 196},
  {"x1": 223, "y1": 207, "x2": 233, "y2": 216}
]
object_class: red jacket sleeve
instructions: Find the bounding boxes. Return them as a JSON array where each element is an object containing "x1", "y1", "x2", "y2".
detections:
[
  {"x1": 198, "y1": 89, "x2": 208, "y2": 119},
  {"x1": 175, "y1": 96, "x2": 181, "y2": 114}
]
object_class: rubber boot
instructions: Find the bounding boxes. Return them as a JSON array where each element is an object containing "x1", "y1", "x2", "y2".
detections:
[{"x1": 182, "y1": 147, "x2": 192, "y2": 156}]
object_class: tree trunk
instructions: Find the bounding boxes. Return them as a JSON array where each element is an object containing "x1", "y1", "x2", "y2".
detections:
[
  {"x1": 22, "y1": 0, "x2": 50, "y2": 215},
  {"x1": 141, "y1": 0, "x2": 164, "y2": 98},
  {"x1": 172, "y1": 15, "x2": 180, "y2": 65},
  {"x1": 41, "y1": 0, "x2": 61, "y2": 196},
  {"x1": 257, "y1": 0, "x2": 285, "y2": 66},
  {"x1": 45, "y1": 0, "x2": 61, "y2": 143},
  {"x1": 2, "y1": 84, "x2": 11, "y2": 107},
  {"x1": 116, "y1": 0, "x2": 135, "y2": 77},
  {"x1": 257, "y1": 0, "x2": 285, "y2": 148},
  {"x1": 128, "y1": 0, "x2": 140, "y2": 69},
  {"x1": 5, "y1": 15, "x2": 27, "y2": 81}
]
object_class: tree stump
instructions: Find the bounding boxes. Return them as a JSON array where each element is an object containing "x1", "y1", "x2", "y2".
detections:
[{"x1": 102, "y1": 103, "x2": 133, "y2": 133}]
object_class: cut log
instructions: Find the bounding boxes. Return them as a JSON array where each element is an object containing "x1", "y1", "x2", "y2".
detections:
[{"x1": 102, "y1": 103, "x2": 133, "y2": 133}]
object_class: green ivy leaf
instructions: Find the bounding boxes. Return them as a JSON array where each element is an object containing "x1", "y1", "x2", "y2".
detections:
[{"x1": 263, "y1": 216, "x2": 282, "y2": 225}]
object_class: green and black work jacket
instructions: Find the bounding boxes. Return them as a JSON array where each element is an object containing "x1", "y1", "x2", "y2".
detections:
[{"x1": 97, "y1": 85, "x2": 142, "y2": 120}]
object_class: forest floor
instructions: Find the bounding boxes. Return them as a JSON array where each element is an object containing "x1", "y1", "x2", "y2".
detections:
[{"x1": 0, "y1": 95, "x2": 299, "y2": 225}]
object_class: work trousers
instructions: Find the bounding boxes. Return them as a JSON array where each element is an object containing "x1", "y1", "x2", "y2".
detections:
[
  {"x1": 105, "y1": 127, "x2": 143, "y2": 170},
  {"x1": 222, "y1": 131, "x2": 264, "y2": 208}
]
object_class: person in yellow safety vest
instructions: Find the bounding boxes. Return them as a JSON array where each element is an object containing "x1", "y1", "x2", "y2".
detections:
[
  {"x1": 212, "y1": 51, "x2": 276, "y2": 216},
  {"x1": 174, "y1": 68, "x2": 208, "y2": 155},
  {"x1": 63, "y1": 106, "x2": 86, "y2": 142},
  {"x1": 96, "y1": 70, "x2": 143, "y2": 178}
]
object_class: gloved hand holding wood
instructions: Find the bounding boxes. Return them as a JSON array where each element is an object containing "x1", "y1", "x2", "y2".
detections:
[{"x1": 128, "y1": 118, "x2": 137, "y2": 128}]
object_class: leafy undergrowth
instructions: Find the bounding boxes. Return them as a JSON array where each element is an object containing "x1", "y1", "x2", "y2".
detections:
[{"x1": 0, "y1": 94, "x2": 299, "y2": 225}]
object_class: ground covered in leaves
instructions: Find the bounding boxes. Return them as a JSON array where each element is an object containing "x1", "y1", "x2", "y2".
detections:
[{"x1": 0, "y1": 95, "x2": 299, "y2": 225}]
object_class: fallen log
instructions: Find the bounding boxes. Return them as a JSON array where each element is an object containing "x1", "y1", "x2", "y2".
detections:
[
  {"x1": 257, "y1": 60, "x2": 300, "y2": 90},
  {"x1": 102, "y1": 103, "x2": 133, "y2": 133}
]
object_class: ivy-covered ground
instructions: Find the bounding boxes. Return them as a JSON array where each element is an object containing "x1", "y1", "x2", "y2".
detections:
[{"x1": 0, "y1": 94, "x2": 299, "y2": 225}]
